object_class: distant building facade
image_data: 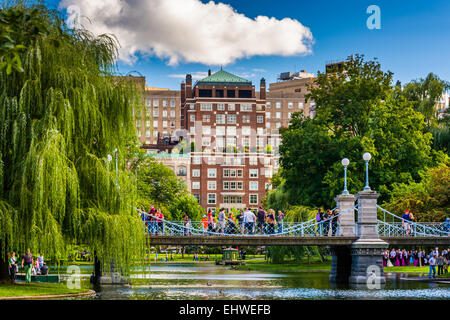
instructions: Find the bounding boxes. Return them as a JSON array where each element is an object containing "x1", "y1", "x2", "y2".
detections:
[{"x1": 132, "y1": 68, "x2": 321, "y2": 210}]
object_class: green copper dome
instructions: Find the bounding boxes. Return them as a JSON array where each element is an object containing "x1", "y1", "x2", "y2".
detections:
[{"x1": 196, "y1": 69, "x2": 251, "y2": 86}]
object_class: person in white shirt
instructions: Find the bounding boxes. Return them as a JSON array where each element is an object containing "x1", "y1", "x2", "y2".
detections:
[
  {"x1": 428, "y1": 254, "x2": 437, "y2": 278},
  {"x1": 244, "y1": 208, "x2": 256, "y2": 235}
]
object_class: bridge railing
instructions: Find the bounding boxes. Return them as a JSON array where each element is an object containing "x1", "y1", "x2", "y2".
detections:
[
  {"x1": 376, "y1": 205, "x2": 450, "y2": 237},
  {"x1": 136, "y1": 206, "x2": 357, "y2": 237}
]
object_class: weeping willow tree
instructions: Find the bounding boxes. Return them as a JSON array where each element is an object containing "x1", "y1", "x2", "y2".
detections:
[{"x1": 0, "y1": 2, "x2": 146, "y2": 281}]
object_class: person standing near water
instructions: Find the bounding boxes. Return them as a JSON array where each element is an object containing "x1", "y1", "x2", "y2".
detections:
[
  {"x1": 428, "y1": 254, "x2": 437, "y2": 278},
  {"x1": 21, "y1": 249, "x2": 33, "y2": 283},
  {"x1": 8, "y1": 252, "x2": 17, "y2": 282}
]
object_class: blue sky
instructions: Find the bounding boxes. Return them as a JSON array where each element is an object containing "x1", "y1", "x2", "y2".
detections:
[{"x1": 48, "y1": 0, "x2": 450, "y2": 90}]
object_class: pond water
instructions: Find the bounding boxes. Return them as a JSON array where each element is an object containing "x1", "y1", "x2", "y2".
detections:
[{"x1": 55, "y1": 263, "x2": 450, "y2": 300}]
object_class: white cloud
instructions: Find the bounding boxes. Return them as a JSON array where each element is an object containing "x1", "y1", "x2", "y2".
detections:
[{"x1": 60, "y1": 0, "x2": 314, "y2": 66}]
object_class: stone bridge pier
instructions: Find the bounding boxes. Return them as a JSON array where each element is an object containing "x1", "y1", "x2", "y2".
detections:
[{"x1": 329, "y1": 190, "x2": 388, "y2": 285}]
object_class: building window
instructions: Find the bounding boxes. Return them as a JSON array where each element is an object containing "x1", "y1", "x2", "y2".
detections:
[
  {"x1": 257, "y1": 115, "x2": 264, "y2": 123},
  {"x1": 228, "y1": 104, "x2": 235, "y2": 111},
  {"x1": 249, "y1": 157, "x2": 257, "y2": 165},
  {"x1": 190, "y1": 114, "x2": 195, "y2": 122},
  {"x1": 192, "y1": 169, "x2": 200, "y2": 177},
  {"x1": 145, "y1": 130, "x2": 150, "y2": 137},
  {"x1": 223, "y1": 169, "x2": 229, "y2": 177},
  {"x1": 162, "y1": 100, "x2": 167, "y2": 107},
  {"x1": 208, "y1": 193, "x2": 216, "y2": 204},
  {"x1": 192, "y1": 181, "x2": 200, "y2": 189},
  {"x1": 145, "y1": 99, "x2": 151, "y2": 106},
  {"x1": 200, "y1": 103, "x2": 213, "y2": 111},
  {"x1": 276, "y1": 112, "x2": 281, "y2": 119},
  {"x1": 249, "y1": 169, "x2": 258, "y2": 178},
  {"x1": 203, "y1": 114, "x2": 210, "y2": 122},
  {"x1": 224, "y1": 196, "x2": 242, "y2": 204},
  {"x1": 190, "y1": 103, "x2": 195, "y2": 110},
  {"x1": 249, "y1": 194, "x2": 258, "y2": 204},
  {"x1": 162, "y1": 110, "x2": 168, "y2": 118},
  {"x1": 163, "y1": 121, "x2": 168, "y2": 129},
  {"x1": 227, "y1": 114, "x2": 236, "y2": 124},
  {"x1": 237, "y1": 169, "x2": 243, "y2": 177},
  {"x1": 207, "y1": 168, "x2": 216, "y2": 178},
  {"x1": 266, "y1": 122, "x2": 271, "y2": 128},
  {"x1": 288, "y1": 102, "x2": 293, "y2": 109},
  {"x1": 266, "y1": 112, "x2": 270, "y2": 119},
  {"x1": 227, "y1": 126, "x2": 236, "y2": 136},
  {"x1": 178, "y1": 166, "x2": 186, "y2": 176},
  {"x1": 216, "y1": 136, "x2": 225, "y2": 148},
  {"x1": 193, "y1": 194, "x2": 200, "y2": 203},
  {"x1": 241, "y1": 103, "x2": 252, "y2": 111},
  {"x1": 202, "y1": 126, "x2": 211, "y2": 135},
  {"x1": 217, "y1": 103, "x2": 225, "y2": 111},
  {"x1": 276, "y1": 102, "x2": 281, "y2": 109},
  {"x1": 207, "y1": 181, "x2": 216, "y2": 190},
  {"x1": 226, "y1": 137, "x2": 236, "y2": 147},
  {"x1": 171, "y1": 100, "x2": 176, "y2": 107},
  {"x1": 153, "y1": 100, "x2": 159, "y2": 107},
  {"x1": 153, "y1": 120, "x2": 158, "y2": 128},
  {"x1": 153, "y1": 110, "x2": 159, "y2": 117},
  {"x1": 170, "y1": 121, "x2": 175, "y2": 128},
  {"x1": 242, "y1": 126, "x2": 251, "y2": 136},
  {"x1": 216, "y1": 114, "x2": 225, "y2": 124},
  {"x1": 257, "y1": 127, "x2": 264, "y2": 135},
  {"x1": 276, "y1": 122, "x2": 281, "y2": 129},
  {"x1": 193, "y1": 157, "x2": 201, "y2": 164},
  {"x1": 242, "y1": 137, "x2": 250, "y2": 147},
  {"x1": 267, "y1": 102, "x2": 271, "y2": 108},
  {"x1": 202, "y1": 137, "x2": 211, "y2": 146},
  {"x1": 298, "y1": 102, "x2": 303, "y2": 109},
  {"x1": 170, "y1": 110, "x2": 176, "y2": 118},
  {"x1": 242, "y1": 115, "x2": 250, "y2": 123}
]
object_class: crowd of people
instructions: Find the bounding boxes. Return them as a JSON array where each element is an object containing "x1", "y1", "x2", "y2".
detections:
[
  {"x1": 383, "y1": 247, "x2": 450, "y2": 278},
  {"x1": 315, "y1": 208, "x2": 341, "y2": 236},
  {"x1": 7, "y1": 249, "x2": 48, "y2": 283},
  {"x1": 141, "y1": 204, "x2": 165, "y2": 235},
  {"x1": 202, "y1": 207, "x2": 285, "y2": 236}
]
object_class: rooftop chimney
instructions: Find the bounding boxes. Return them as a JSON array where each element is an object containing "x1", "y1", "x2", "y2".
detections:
[{"x1": 208, "y1": 69, "x2": 211, "y2": 76}]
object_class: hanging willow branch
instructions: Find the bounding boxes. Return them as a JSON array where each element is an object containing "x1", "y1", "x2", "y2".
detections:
[{"x1": 0, "y1": 3, "x2": 145, "y2": 277}]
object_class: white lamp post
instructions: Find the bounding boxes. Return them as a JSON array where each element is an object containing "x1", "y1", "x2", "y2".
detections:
[
  {"x1": 363, "y1": 152, "x2": 372, "y2": 191},
  {"x1": 341, "y1": 158, "x2": 350, "y2": 194}
]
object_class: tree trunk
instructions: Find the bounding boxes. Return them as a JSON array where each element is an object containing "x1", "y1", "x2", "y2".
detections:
[
  {"x1": 0, "y1": 238, "x2": 10, "y2": 283},
  {"x1": 92, "y1": 253, "x2": 102, "y2": 285}
]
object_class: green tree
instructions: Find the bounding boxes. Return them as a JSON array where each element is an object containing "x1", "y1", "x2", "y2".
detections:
[
  {"x1": 135, "y1": 157, "x2": 203, "y2": 221},
  {"x1": 278, "y1": 55, "x2": 445, "y2": 208},
  {"x1": 383, "y1": 161, "x2": 449, "y2": 222},
  {"x1": 0, "y1": 3, "x2": 145, "y2": 281},
  {"x1": 402, "y1": 73, "x2": 450, "y2": 128}
]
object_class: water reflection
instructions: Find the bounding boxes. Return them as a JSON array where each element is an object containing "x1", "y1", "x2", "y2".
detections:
[{"x1": 60, "y1": 263, "x2": 449, "y2": 300}]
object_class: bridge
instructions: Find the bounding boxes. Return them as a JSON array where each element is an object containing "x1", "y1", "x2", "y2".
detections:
[
  {"x1": 139, "y1": 189, "x2": 450, "y2": 285},
  {"x1": 145, "y1": 235, "x2": 450, "y2": 247}
]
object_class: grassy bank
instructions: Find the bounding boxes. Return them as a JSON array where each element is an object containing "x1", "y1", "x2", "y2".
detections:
[{"x1": 0, "y1": 283, "x2": 89, "y2": 298}]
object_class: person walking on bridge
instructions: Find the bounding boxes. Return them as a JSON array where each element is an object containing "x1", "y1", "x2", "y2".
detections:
[
  {"x1": 244, "y1": 208, "x2": 256, "y2": 235},
  {"x1": 277, "y1": 211, "x2": 285, "y2": 235},
  {"x1": 257, "y1": 207, "x2": 266, "y2": 234},
  {"x1": 402, "y1": 210, "x2": 411, "y2": 236},
  {"x1": 323, "y1": 209, "x2": 331, "y2": 236},
  {"x1": 331, "y1": 209, "x2": 340, "y2": 236}
]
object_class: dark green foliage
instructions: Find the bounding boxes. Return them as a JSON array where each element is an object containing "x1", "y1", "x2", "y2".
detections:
[
  {"x1": 278, "y1": 55, "x2": 446, "y2": 208},
  {"x1": 0, "y1": 3, "x2": 145, "y2": 277},
  {"x1": 135, "y1": 157, "x2": 204, "y2": 221}
]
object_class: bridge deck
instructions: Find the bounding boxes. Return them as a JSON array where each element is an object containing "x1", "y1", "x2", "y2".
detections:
[{"x1": 147, "y1": 236, "x2": 450, "y2": 246}]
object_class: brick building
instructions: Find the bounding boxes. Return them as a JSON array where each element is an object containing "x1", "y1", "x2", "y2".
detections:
[
  {"x1": 180, "y1": 69, "x2": 275, "y2": 210},
  {"x1": 133, "y1": 68, "x2": 318, "y2": 210}
]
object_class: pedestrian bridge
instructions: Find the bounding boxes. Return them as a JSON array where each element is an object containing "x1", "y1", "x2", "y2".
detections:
[
  {"x1": 139, "y1": 204, "x2": 450, "y2": 246},
  {"x1": 138, "y1": 189, "x2": 450, "y2": 285}
]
